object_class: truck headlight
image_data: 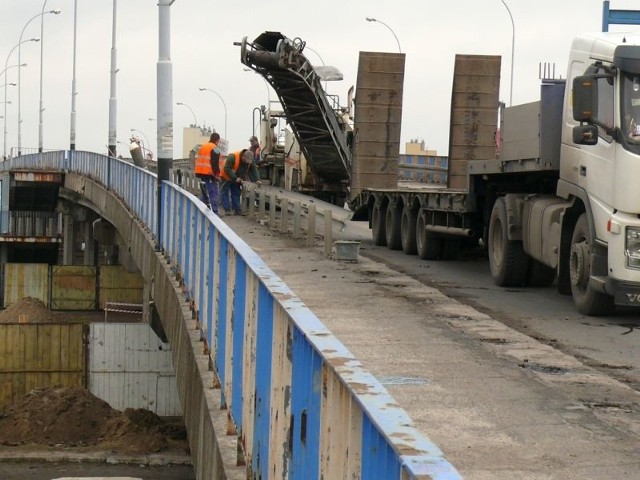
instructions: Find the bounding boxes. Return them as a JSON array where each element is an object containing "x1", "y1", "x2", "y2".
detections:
[{"x1": 626, "y1": 227, "x2": 640, "y2": 268}]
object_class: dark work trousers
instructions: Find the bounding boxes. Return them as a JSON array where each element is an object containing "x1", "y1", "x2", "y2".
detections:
[
  {"x1": 198, "y1": 176, "x2": 219, "y2": 214},
  {"x1": 220, "y1": 180, "x2": 242, "y2": 214}
]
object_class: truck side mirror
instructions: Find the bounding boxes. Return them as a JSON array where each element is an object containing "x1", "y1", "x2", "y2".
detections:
[
  {"x1": 573, "y1": 76, "x2": 598, "y2": 122},
  {"x1": 573, "y1": 124, "x2": 599, "y2": 145}
]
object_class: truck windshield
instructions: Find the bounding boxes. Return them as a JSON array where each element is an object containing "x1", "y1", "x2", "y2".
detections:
[{"x1": 621, "y1": 72, "x2": 640, "y2": 152}]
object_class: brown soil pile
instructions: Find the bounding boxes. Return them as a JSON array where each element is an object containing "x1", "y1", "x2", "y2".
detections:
[
  {"x1": 0, "y1": 386, "x2": 188, "y2": 454},
  {"x1": 0, "y1": 297, "x2": 53, "y2": 323}
]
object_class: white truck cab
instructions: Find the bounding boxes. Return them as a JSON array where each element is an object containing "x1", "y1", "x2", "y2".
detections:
[{"x1": 557, "y1": 33, "x2": 640, "y2": 312}]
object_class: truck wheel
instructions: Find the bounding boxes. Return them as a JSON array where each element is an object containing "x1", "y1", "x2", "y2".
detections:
[
  {"x1": 569, "y1": 213, "x2": 614, "y2": 315},
  {"x1": 488, "y1": 197, "x2": 528, "y2": 286},
  {"x1": 527, "y1": 259, "x2": 556, "y2": 287},
  {"x1": 400, "y1": 206, "x2": 417, "y2": 255},
  {"x1": 385, "y1": 204, "x2": 402, "y2": 250},
  {"x1": 371, "y1": 204, "x2": 387, "y2": 246},
  {"x1": 416, "y1": 213, "x2": 441, "y2": 260}
]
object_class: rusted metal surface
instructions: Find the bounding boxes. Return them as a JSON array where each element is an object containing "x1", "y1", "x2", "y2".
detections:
[
  {"x1": 12, "y1": 171, "x2": 62, "y2": 183},
  {"x1": 447, "y1": 54, "x2": 501, "y2": 190},
  {"x1": 351, "y1": 51, "x2": 406, "y2": 200}
]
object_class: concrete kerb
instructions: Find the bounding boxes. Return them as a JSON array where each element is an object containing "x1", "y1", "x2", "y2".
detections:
[{"x1": 241, "y1": 183, "x2": 351, "y2": 257}]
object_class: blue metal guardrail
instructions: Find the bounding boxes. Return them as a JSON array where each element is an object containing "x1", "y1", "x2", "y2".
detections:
[
  {"x1": 1, "y1": 151, "x2": 462, "y2": 479},
  {"x1": 602, "y1": 0, "x2": 640, "y2": 31}
]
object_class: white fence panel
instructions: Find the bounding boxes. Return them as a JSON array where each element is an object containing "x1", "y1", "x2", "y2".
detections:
[{"x1": 88, "y1": 323, "x2": 181, "y2": 416}]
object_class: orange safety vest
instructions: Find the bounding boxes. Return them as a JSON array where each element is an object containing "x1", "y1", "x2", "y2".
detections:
[
  {"x1": 194, "y1": 142, "x2": 219, "y2": 177},
  {"x1": 220, "y1": 151, "x2": 242, "y2": 181}
]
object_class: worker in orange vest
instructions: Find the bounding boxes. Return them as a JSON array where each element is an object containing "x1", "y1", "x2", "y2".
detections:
[
  {"x1": 194, "y1": 133, "x2": 222, "y2": 214},
  {"x1": 220, "y1": 149, "x2": 260, "y2": 215}
]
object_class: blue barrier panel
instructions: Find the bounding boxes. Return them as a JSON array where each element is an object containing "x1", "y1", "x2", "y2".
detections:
[
  {"x1": 362, "y1": 414, "x2": 401, "y2": 479},
  {"x1": 253, "y1": 283, "x2": 274, "y2": 478},
  {"x1": 216, "y1": 238, "x2": 229, "y2": 377},
  {"x1": 184, "y1": 201, "x2": 193, "y2": 301},
  {"x1": 206, "y1": 221, "x2": 215, "y2": 351},
  {"x1": 290, "y1": 327, "x2": 321, "y2": 479},
  {"x1": 198, "y1": 213, "x2": 207, "y2": 329},
  {"x1": 231, "y1": 259, "x2": 247, "y2": 430}
]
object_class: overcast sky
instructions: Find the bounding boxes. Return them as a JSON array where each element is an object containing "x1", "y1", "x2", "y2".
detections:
[{"x1": 1, "y1": 0, "x2": 638, "y2": 160}]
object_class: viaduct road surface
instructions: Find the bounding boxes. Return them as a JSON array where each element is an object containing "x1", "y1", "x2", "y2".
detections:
[{"x1": 361, "y1": 230, "x2": 640, "y2": 392}]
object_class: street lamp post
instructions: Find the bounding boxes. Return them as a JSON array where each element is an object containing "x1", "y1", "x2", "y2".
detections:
[
  {"x1": 157, "y1": 0, "x2": 176, "y2": 247},
  {"x1": 198, "y1": 87, "x2": 227, "y2": 139},
  {"x1": 500, "y1": 0, "x2": 515, "y2": 106},
  {"x1": 69, "y1": 0, "x2": 78, "y2": 151},
  {"x1": 108, "y1": 0, "x2": 118, "y2": 157},
  {"x1": 243, "y1": 67, "x2": 271, "y2": 108},
  {"x1": 130, "y1": 128, "x2": 152, "y2": 158},
  {"x1": 304, "y1": 46, "x2": 328, "y2": 91},
  {"x1": 365, "y1": 17, "x2": 402, "y2": 53},
  {"x1": 18, "y1": 9, "x2": 60, "y2": 156},
  {"x1": 39, "y1": 1, "x2": 61, "y2": 152},
  {"x1": 176, "y1": 102, "x2": 197, "y2": 127},
  {"x1": 1, "y1": 65, "x2": 26, "y2": 159},
  {"x1": 5, "y1": 39, "x2": 39, "y2": 160}
]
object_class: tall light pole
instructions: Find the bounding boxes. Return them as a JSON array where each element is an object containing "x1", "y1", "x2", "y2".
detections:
[
  {"x1": 157, "y1": 0, "x2": 176, "y2": 246},
  {"x1": 108, "y1": 0, "x2": 118, "y2": 157},
  {"x1": 176, "y1": 102, "x2": 197, "y2": 127},
  {"x1": 2, "y1": 62, "x2": 28, "y2": 160},
  {"x1": 5, "y1": 39, "x2": 39, "y2": 160},
  {"x1": 198, "y1": 87, "x2": 227, "y2": 139},
  {"x1": 39, "y1": 1, "x2": 61, "y2": 152},
  {"x1": 70, "y1": 0, "x2": 78, "y2": 151},
  {"x1": 18, "y1": 9, "x2": 60, "y2": 156},
  {"x1": 501, "y1": 0, "x2": 515, "y2": 106},
  {"x1": 365, "y1": 17, "x2": 402, "y2": 53}
]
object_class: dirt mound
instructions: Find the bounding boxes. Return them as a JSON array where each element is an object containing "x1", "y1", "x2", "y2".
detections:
[
  {"x1": 0, "y1": 297, "x2": 53, "y2": 323},
  {"x1": 0, "y1": 386, "x2": 188, "y2": 454}
]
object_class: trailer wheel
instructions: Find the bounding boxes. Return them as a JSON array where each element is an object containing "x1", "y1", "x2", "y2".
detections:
[
  {"x1": 400, "y1": 206, "x2": 417, "y2": 255},
  {"x1": 527, "y1": 259, "x2": 556, "y2": 287},
  {"x1": 371, "y1": 203, "x2": 387, "y2": 246},
  {"x1": 385, "y1": 203, "x2": 402, "y2": 250},
  {"x1": 488, "y1": 197, "x2": 528, "y2": 286},
  {"x1": 416, "y1": 213, "x2": 441, "y2": 260},
  {"x1": 569, "y1": 213, "x2": 614, "y2": 315}
]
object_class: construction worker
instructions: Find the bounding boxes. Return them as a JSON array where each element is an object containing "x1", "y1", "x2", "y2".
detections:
[
  {"x1": 249, "y1": 135, "x2": 262, "y2": 163},
  {"x1": 220, "y1": 149, "x2": 260, "y2": 215},
  {"x1": 194, "y1": 132, "x2": 221, "y2": 214}
]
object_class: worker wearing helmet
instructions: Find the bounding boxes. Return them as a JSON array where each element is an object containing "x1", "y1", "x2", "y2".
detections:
[
  {"x1": 194, "y1": 132, "x2": 222, "y2": 214},
  {"x1": 220, "y1": 149, "x2": 260, "y2": 215}
]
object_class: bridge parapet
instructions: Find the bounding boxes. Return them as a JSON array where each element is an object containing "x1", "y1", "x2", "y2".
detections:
[{"x1": 1, "y1": 151, "x2": 461, "y2": 480}]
